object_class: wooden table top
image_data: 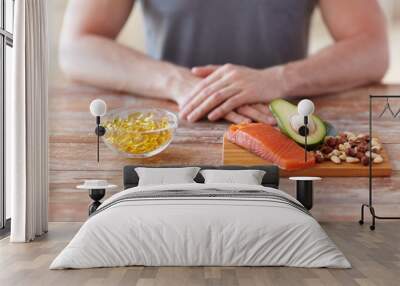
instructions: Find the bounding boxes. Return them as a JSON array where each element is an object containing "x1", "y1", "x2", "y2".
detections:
[
  {"x1": 49, "y1": 83, "x2": 400, "y2": 222},
  {"x1": 49, "y1": 83, "x2": 400, "y2": 169}
]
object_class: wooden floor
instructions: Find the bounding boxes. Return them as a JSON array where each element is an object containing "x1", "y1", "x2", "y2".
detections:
[{"x1": 1, "y1": 222, "x2": 399, "y2": 286}]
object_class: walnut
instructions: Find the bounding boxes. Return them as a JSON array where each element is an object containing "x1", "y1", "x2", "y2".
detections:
[
  {"x1": 356, "y1": 144, "x2": 368, "y2": 154},
  {"x1": 361, "y1": 156, "x2": 370, "y2": 166},
  {"x1": 345, "y1": 148, "x2": 357, "y2": 157},
  {"x1": 356, "y1": 152, "x2": 365, "y2": 160},
  {"x1": 320, "y1": 146, "x2": 333, "y2": 155},
  {"x1": 315, "y1": 153, "x2": 324, "y2": 163},
  {"x1": 326, "y1": 137, "x2": 338, "y2": 148},
  {"x1": 337, "y1": 134, "x2": 347, "y2": 144}
]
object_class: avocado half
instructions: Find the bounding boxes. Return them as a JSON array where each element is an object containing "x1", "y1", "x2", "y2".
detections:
[{"x1": 269, "y1": 99, "x2": 326, "y2": 149}]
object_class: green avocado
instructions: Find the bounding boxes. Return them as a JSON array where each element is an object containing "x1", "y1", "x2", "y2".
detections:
[{"x1": 269, "y1": 99, "x2": 326, "y2": 149}]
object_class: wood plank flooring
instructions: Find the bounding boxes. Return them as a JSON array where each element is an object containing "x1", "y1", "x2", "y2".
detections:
[{"x1": 1, "y1": 222, "x2": 400, "y2": 286}]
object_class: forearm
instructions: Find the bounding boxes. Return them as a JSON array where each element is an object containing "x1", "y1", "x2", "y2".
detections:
[
  {"x1": 281, "y1": 33, "x2": 389, "y2": 97},
  {"x1": 59, "y1": 35, "x2": 191, "y2": 101}
]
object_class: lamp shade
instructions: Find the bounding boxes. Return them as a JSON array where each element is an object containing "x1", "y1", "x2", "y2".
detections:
[
  {"x1": 298, "y1": 99, "x2": 315, "y2": 117},
  {"x1": 90, "y1": 99, "x2": 107, "y2": 117}
]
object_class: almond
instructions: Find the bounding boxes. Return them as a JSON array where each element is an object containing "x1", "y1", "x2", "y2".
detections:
[
  {"x1": 346, "y1": 157, "x2": 360, "y2": 163},
  {"x1": 331, "y1": 155, "x2": 341, "y2": 164}
]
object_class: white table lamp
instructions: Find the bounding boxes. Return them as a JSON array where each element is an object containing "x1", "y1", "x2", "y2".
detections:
[{"x1": 297, "y1": 99, "x2": 315, "y2": 162}]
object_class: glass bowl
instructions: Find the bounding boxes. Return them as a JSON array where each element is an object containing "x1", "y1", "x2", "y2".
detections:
[{"x1": 101, "y1": 108, "x2": 178, "y2": 158}]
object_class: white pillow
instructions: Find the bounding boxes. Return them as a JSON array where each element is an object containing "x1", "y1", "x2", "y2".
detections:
[
  {"x1": 200, "y1": 169, "x2": 266, "y2": 185},
  {"x1": 135, "y1": 167, "x2": 200, "y2": 186}
]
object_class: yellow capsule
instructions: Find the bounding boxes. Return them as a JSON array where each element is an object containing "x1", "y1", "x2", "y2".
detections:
[{"x1": 103, "y1": 112, "x2": 172, "y2": 155}]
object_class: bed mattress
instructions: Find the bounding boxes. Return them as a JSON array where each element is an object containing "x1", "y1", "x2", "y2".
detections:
[{"x1": 50, "y1": 183, "x2": 350, "y2": 269}]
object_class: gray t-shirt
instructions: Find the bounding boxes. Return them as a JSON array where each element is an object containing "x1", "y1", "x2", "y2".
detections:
[{"x1": 140, "y1": 0, "x2": 317, "y2": 68}]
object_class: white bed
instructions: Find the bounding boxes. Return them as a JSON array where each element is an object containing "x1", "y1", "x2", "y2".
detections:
[{"x1": 50, "y1": 183, "x2": 350, "y2": 269}]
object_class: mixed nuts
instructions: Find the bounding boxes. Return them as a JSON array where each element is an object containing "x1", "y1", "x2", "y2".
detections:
[{"x1": 315, "y1": 132, "x2": 384, "y2": 166}]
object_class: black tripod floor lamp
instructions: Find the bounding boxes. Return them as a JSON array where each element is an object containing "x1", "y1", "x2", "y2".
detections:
[{"x1": 359, "y1": 95, "x2": 400, "y2": 230}]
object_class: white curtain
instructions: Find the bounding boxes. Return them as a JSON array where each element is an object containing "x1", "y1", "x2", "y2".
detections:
[{"x1": 8, "y1": 0, "x2": 49, "y2": 242}]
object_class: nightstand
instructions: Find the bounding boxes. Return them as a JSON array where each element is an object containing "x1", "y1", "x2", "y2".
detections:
[
  {"x1": 77, "y1": 180, "x2": 117, "y2": 215},
  {"x1": 289, "y1": 177, "x2": 321, "y2": 210}
]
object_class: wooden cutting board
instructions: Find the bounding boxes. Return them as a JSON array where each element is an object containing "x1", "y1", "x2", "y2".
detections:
[{"x1": 223, "y1": 136, "x2": 392, "y2": 177}]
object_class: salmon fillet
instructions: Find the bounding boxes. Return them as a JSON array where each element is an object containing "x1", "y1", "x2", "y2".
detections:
[{"x1": 226, "y1": 123, "x2": 315, "y2": 170}]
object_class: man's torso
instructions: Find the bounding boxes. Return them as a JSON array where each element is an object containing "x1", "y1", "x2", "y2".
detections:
[{"x1": 140, "y1": 0, "x2": 317, "y2": 68}]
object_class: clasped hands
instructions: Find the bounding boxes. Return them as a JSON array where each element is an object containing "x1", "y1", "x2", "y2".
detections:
[{"x1": 178, "y1": 64, "x2": 285, "y2": 124}]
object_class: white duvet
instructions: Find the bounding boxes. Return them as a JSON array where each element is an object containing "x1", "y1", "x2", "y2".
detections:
[{"x1": 50, "y1": 183, "x2": 350, "y2": 269}]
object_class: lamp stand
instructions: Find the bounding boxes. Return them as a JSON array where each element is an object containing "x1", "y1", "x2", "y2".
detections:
[
  {"x1": 304, "y1": 116, "x2": 308, "y2": 162},
  {"x1": 94, "y1": 116, "x2": 106, "y2": 163}
]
